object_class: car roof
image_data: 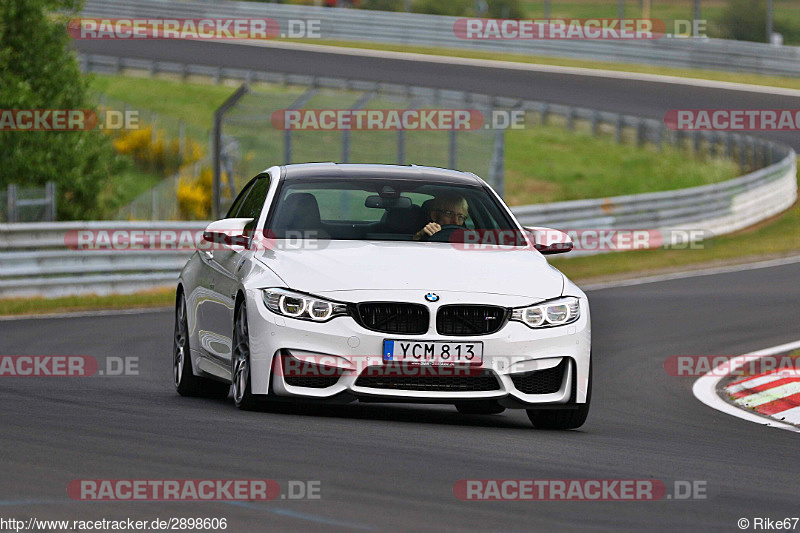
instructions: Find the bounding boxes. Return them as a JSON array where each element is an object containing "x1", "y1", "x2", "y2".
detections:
[{"x1": 280, "y1": 163, "x2": 483, "y2": 185}]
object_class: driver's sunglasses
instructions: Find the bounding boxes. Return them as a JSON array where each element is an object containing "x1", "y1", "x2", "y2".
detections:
[{"x1": 435, "y1": 209, "x2": 468, "y2": 223}]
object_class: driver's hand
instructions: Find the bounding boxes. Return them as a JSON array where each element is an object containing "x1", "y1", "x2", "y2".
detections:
[{"x1": 414, "y1": 222, "x2": 441, "y2": 241}]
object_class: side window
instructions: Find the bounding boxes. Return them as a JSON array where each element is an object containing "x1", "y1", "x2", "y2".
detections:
[
  {"x1": 237, "y1": 176, "x2": 272, "y2": 230},
  {"x1": 225, "y1": 179, "x2": 256, "y2": 219}
]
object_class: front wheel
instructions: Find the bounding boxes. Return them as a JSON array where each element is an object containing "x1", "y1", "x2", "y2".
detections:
[
  {"x1": 526, "y1": 362, "x2": 591, "y2": 430},
  {"x1": 232, "y1": 302, "x2": 260, "y2": 410}
]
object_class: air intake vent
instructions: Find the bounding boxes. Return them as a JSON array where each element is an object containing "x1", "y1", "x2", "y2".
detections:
[
  {"x1": 510, "y1": 359, "x2": 568, "y2": 395},
  {"x1": 436, "y1": 305, "x2": 507, "y2": 336},
  {"x1": 354, "y1": 302, "x2": 429, "y2": 335},
  {"x1": 355, "y1": 367, "x2": 501, "y2": 391}
]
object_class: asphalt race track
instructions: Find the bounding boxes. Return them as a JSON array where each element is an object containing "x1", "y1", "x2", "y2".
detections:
[
  {"x1": 3, "y1": 36, "x2": 794, "y2": 531},
  {"x1": 2, "y1": 262, "x2": 799, "y2": 531},
  {"x1": 73, "y1": 39, "x2": 800, "y2": 150}
]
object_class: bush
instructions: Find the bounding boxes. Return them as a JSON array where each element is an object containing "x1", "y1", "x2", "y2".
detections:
[
  {"x1": 0, "y1": 0, "x2": 127, "y2": 220},
  {"x1": 719, "y1": 0, "x2": 767, "y2": 42},
  {"x1": 108, "y1": 122, "x2": 205, "y2": 176},
  {"x1": 177, "y1": 167, "x2": 213, "y2": 220}
]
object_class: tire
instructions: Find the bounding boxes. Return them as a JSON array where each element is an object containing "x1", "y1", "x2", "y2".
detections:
[
  {"x1": 173, "y1": 291, "x2": 230, "y2": 399},
  {"x1": 232, "y1": 301, "x2": 260, "y2": 410},
  {"x1": 455, "y1": 401, "x2": 506, "y2": 415},
  {"x1": 526, "y1": 362, "x2": 591, "y2": 430}
]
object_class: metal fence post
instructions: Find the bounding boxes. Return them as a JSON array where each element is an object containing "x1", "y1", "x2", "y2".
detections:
[
  {"x1": 614, "y1": 114, "x2": 623, "y2": 144},
  {"x1": 284, "y1": 130, "x2": 292, "y2": 166},
  {"x1": 212, "y1": 83, "x2": 250, "y2": 220},
  {"x1": 656, "y1": 124, "x2": 664, "y2": 151},
  {"x1": 7, "y1": 184, "x2": 17, "y2": 223},
  {"x1": 151, "y1": 112, "x2": 158, "y2": 145},
  {"x1": 397, "y1": 129, "x2": 406, "y2": 165},
  {"x1": 343, "y1": 91, "x2": 373, "y2": 164},
  {"x1": 590, "y1": 110, "x2": 599, "y2": 136},
  {"x1": 488, "y1": 128, "x2": 505, "y2": 198},
  {"x1": 45, "y1": 182, "x2": 56, "y2": 222},
  {"x1": 449, "y1": 129, "x2": 457, "y2": 169},
  {"x1": 179, "y1": 121, "x2": 185, "y2": 161},
  {"x1": 636, "y1": 119, "x2": 646, "y2": 147}
]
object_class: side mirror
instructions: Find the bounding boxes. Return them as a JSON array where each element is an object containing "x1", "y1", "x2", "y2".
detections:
[
  {"x1": 202, "y1": 218, "x2": 254, "y2": 248},
  {"x1": 523, "y1": 226, "x2": 574, "y2": 255}
]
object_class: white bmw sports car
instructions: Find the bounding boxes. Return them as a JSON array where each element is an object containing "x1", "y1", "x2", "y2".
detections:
[{"x1": 174, "y1": 163, "x2": 591, "y2": 429}]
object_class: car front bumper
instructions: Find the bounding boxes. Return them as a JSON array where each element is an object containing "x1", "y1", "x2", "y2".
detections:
[{"x1": 246, "y1": 289, "x2": 591, "y2": 407}]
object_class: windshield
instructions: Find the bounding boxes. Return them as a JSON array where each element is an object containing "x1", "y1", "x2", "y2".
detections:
[{"x1": 266, "y1": 177, "x2": 520, "y2": 243}]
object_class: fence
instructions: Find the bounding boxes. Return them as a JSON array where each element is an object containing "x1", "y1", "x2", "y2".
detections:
[
  {"x1": 79, "y1": 0, "x2": 800, "y2": 78},
  {"x1": 0, "y1": 183, "x2": 57, "y2": 223}
]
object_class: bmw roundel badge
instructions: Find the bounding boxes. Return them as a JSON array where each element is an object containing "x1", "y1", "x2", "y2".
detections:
[{"x1": 425, "y1": 293, "x2": 440, "y2": 302}]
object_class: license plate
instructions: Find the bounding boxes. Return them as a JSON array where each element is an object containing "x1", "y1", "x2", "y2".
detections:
[{"x1": 383, "y1": 340, "x2": 483, "y2": 365}]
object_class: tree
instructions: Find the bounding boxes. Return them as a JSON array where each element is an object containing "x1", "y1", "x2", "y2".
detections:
[{"x1": 0, "y1": 0, "x2": 123, "y2": 220}]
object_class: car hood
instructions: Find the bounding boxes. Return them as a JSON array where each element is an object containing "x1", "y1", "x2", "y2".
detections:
[{"x1": 253, "y1": 240, "x2": 564, "y2": 301}]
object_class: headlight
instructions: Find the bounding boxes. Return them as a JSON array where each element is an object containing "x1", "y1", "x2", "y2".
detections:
[
  {"x1": 511, "y1": 297, "x2": 580, "y2": 328},
  {"x1": 262, "y1": 288, "x2": 349, "y2": 322}
]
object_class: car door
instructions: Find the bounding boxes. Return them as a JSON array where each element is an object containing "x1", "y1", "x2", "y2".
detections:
[
  {"x1": 201, "y1": 175, "x2": 272, "y2": 374},
  {"x1": 195, "y1": 178, "x2": 257, "y2": 372}
]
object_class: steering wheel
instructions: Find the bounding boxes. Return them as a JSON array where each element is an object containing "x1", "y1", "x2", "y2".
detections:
[{"x1": 421, "y1": 224, "x2": 464, "y2": 243}]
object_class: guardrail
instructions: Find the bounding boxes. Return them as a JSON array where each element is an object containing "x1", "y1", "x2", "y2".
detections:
[
  {"x1": 1, "y1": 149, "x2": 796, "y2": 298},
  {"x1": 79, "y1": 0, "x2": 800, "y2": 78},
  {"x1": 0, "y1": 222, "x2": 200, "y2": 298}
]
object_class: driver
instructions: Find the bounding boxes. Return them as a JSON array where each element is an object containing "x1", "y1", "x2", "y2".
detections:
[{"x1": 413, "y1": 194, "x2": 469, "y2": 241}]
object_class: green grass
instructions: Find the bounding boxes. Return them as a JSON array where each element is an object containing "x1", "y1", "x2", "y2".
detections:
[
  {"x1": 503, "y1": 122, "x2": 738, "y2": 204},
  {"x1": 101, "y1": 165, "x2": 163, "y2": 208},
  {"x1": 0, "y1": 289, "x2": 175, "y2": 317},
  {"x1": 89, "y1": 74, "x2": 238, "y2": 132}
]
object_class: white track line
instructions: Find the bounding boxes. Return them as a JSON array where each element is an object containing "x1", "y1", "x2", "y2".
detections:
[
  {"x1": 225, "y1": 39, "x2": 800, "y2": 98},
  {"x1": 774, "y1": 405, "x2": 800, "y2": 424},
  {"x1": 693, "y1": 339, "x2": 800, "y2": 432}
]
